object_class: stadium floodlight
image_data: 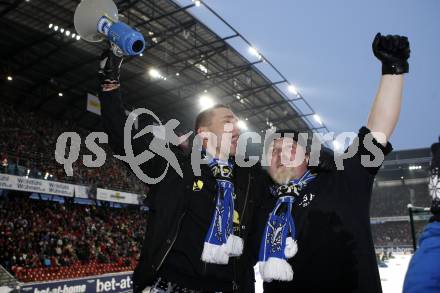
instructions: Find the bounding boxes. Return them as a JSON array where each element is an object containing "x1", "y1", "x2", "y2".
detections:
[
  {"x1": 65, "y1": 30, "x2": 71, "y2": 36},
  {"x1": 199, "y1": 94, "x2": 215, "y2": 111},
  {"x1": 237, "y1": 120, "x2": 248, "y2": 130},
  {"x1": 76, "y1": 35, "x2": 81, "y2": 40},
  {"x1": 58, "y1": 92, "x2": 63, "y2": 97},
  {"x1": 71, "y1": 33, "x2": 76, "y2": 38},
  {"x1": 60, "y1": 28, "x2": 65, "y2": 33},
  {"x1": 176, "y1": 72, "x2": 180, "y2": 76},
  {"x1": 6, "y1": 76, "x2": 12, "y2": 81},
  {"x1": 288, "y1": 84, "x2": 298, "y2": 95},
  {"x1": 149, "y1": 68, "x2": 162, "y2": 79},
  {"x1": 139, "y1": 53, "x2": 143, "y2": 57},
  {"x1": 54, "y1": 25, "x2": 59, "y2": 31},
  {"x1": 193, "y1": 0, "x2": 201, "y2": 7},
  {"x1": 48, "y1": 23, "x2": 53, "y2": 29},
  {"x1": 313, "y1": 114, "x2": 323, "y2": 125},
  {"x1": 235, "y1": 94, "x2": 241, "y2": 100},
  {"x1": 249, "y1": 46, "x2": 262, "y2": 60},
  {"x1": 245, "y1": 117, "x2": 248, "y2": 121},
  {"x1": 44, "y1": 172, "x2": 49, "y2": 180}
]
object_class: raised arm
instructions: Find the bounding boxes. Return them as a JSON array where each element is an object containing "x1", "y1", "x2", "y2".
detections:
[
  {"x1": 366, "y1": 33, "x2": 410, "y2": 145},
  {"x1": 98, "y1": 47, "x2": 168, "y2": 182}
]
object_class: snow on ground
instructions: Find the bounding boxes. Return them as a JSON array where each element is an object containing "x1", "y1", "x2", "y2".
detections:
[
  {"x1": 379, "y1": 253, "x2": 412, "y2": 293},
  {"x1": 254, "y1": 253, "x2": 413, "y2": 293}
]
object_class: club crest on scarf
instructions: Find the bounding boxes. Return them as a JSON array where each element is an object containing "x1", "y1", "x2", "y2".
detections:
[
  {"x1": 201, "y1": 158, "x2": 243, "y2": 264},
  {"x1": 258, "y1": 170, "x2": 316, "y2": 282}
]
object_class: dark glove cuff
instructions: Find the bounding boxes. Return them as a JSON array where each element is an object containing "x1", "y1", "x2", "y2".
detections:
[{"x1": 382, "y1": 61, "x2": 409, "y2": 75}]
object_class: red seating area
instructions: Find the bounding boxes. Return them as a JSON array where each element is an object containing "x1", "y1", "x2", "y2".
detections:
[{"x1": 12, "y1": 260, "x2": 137, "y2": 283}]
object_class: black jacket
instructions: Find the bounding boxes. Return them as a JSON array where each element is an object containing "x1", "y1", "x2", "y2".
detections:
[{"x1": 99, "y1": 88, "x2": 265, "y2": 292}]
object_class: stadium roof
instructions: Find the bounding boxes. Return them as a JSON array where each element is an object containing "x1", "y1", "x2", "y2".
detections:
[{"x1": 0, "y1": 0, "x2": 329, "y2": 136}]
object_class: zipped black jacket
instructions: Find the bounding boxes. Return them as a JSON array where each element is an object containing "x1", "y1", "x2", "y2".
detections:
[{"x1": 99, "y1": 88, "x2": 265, "y2": 293}]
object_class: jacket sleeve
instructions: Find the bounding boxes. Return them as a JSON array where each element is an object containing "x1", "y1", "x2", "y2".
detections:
[{"x1": 99, "y1": 88, "x2": 168, "y2": 183}]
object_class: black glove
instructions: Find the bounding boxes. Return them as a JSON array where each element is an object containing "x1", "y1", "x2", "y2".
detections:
[
  {"x1": 372, "y1": 33, "x2": 410, "y2": 75},
  {"x1": 98, "y1": 45, "x2": 123, "y2": 88}
]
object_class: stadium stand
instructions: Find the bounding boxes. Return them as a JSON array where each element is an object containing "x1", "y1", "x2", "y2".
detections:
[
  {"x1": 0, "y1": 192, "x2": 145, "y2": 282},
  {"x1": 0, "y1": 101, "x2": 148, "y2": 195}
]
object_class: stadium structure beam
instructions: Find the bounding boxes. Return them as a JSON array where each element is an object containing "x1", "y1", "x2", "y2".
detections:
[
  {"x1": 133, "y1": 4, "x2": 195, "y2": 27},
  {"x1": 127, "y1": 62, "x2": 257, "y2": 107},
  {"x1": 0, "y1": 0, "x2": 24, "y2": 17},
  {"x1": 235, "y1": 96, "x2": 301, "y2": 115},
  {"x1": 265, "y1": 113, "x2": 315, "y2": 126}
]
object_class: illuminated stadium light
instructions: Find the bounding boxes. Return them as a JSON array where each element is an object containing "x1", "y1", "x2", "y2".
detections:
[
  {"x1": 237, "y1": 120, "x2": 248, "y2": 130},
  {"x1": 235, "y1": 93, "x2": 241, "y2": 100},
  {"x1": 54, "y1": 25, "x2": 59, "y2": 31},
  {"x1": 288, "y1": 84, "x2": 298, "y2": 95},
  {"x1": 196, "y1": 63, "x2": 208, "y2": 74},
  {"x1": 44, "y1": 172, "x2": 49, "y2": 180},
  {"x1": 152, "y1": 37, "x2": 158, "y2": 43},
  {"x1": 193, "y1": 0, "x2": 201, "y2": 7},
  {"x1": 176, "y1": 72, "x2": 180, "y2": 76},
  {"x1": 58, "y1": 92, "x2": 63, "y2": 97},
  {"x1": 76, "y1": 35, "x2": 81, "y2": 41},
  {"x1": 65, "y1": 30, "x2": 70, "y2": 36},
  {"x1": 139, "y1": 53, "x2": 143, "y2": 57},
  {"x1": 249, "y1": 46, "x2": 262, "y2": 60},
  {"x1": 313, "y1": 114, "x2": 323, "y2": 125},
  {"x1": 148, "y1": 31, "x2": 154, "y2": 36},
  {"x1": 48, "y1": 23, "x2": 53, "y2": 29},
  {"x1": 245, "y1": 117, "x2": 248, "y2": 121},
  {"x1": 149, "y1": 68, "x2": 162, "y2": 79},
  {"x1": 6, "y1": 76, "x2": 12, "y2": 81},
  {"x1": 240, "y1": 99, "x2": 245, "y2": 104},
  {"x1": 409, "y1": 165, "x2": 422, "y2": 170},
  {"x1": 60, "y1": 28, "x2": 65, "y2": 33},
  {"x1": 71, "y1": 33, "x2": 76, "y2": 38},
  {"x1": 199, "y1": 94, "x2": 215, "y2": 111}
]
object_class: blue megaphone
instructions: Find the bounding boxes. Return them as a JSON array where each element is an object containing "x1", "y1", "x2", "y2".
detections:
[{"x1": 74, "y1": 0, "x2": 147, "y2": 56}]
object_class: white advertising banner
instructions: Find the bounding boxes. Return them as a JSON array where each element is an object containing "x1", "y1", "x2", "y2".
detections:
[
  {"x1": 74, "y1": 185, "x2": 89, "y2": 199},
  {"x1": 0, "y1": 174, "x2": 75, "y2": 197},
  {"x1": 96, "y1": 188, "x2": 140, "y2": 205}
]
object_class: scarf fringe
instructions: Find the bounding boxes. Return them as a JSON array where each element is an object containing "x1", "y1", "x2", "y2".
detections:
[
  {"x1": 201, "y1": 242, "x2": 229, "y2": 264},
  {"x1": 226, "y1": 234, "x2": 243, "y2": 256},
  {"x1": 258, "y1": 257, "x2": 293, "y2": 282},
  {"x1": 284, "y1": 237, "x2": 298, "y2": 258}
]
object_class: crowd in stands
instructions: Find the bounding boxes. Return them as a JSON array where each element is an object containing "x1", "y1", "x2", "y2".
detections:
[
  {"x1": 370, "y1": 183, "x2": 431, "y2": 217},
  {"x1": 0, "y1": 193, "x2": 146, "y2": 282},
  {"x1": 371, "y1": 221, "x2": 427, "y2": 247},
  {"x1": 0, "y1": 101, "x2": 148, "y2": 195}
]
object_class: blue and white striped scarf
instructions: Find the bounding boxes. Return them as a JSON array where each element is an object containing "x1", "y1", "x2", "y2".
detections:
[
  {"x1": 258, "y1": 170, "x2": 316, "y2": 282},
  {"x1": 201, "y1": 158, "x2": 243, "y2": 264}
]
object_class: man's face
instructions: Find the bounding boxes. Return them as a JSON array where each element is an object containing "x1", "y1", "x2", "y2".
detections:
[
  {"x1": 267, "y1": 137, "x2": 309, "y2": 184},
  {"x1": 199, "y1": 107, "x2": 240, "y2": 157}
]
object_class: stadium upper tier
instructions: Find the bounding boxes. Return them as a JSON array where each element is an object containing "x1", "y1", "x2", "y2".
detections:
[{"x1": 0, "y1": 0, "x2": 327, "y2": 136}]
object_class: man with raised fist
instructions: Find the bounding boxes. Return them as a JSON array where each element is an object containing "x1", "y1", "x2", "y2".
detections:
[{"x1": 255, "y1": 33, "x2": 410, "y2": 293}]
